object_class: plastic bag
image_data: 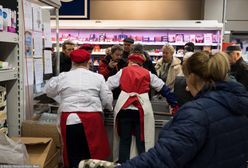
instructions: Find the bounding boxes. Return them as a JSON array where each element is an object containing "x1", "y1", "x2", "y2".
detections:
[
  {"x1": 79, "y1": 159, "x2": 120, "y2": 168},
  {"x1": 0, "y1": 133, "x2": 29, "y2": 165}
]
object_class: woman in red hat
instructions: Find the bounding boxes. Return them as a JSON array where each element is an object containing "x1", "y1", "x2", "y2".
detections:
[
  {"x1": 44, "y1": 49, "x2": 113, "y2": 168},
  {"x1": 106, "y1": 53, "x2": 179, "y2": 163}
]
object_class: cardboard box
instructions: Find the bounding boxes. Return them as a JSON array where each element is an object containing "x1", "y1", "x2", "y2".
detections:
[
  {"x1": 12, "y1": 137, "x2": 59, "y2": 168},
  {"x1": 21, "y1": 120, "x2": 61, "y2": 148}
]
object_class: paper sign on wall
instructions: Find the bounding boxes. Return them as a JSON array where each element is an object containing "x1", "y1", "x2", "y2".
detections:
[
  {"x1": 33, "y1": 32, "x2": 43, "y2": 58},
  {"x1": 32, "y1": 4, "x2": 42, "y2": 32},
  {"x1": 23, "y1": 0, "x2": 33, "y2": 31},
  {"x1": 34, "y1": 58, "x2": 43, "y2": 85},
  {"x1": 43, "y1": 22, "x2": 52, "y2": 47},
  {"x1": 26, "y1": 58, "x2": 34, "y2": 85},
  {"x1": 44, "y1": 50, "x2": 53, "y2": 74}
]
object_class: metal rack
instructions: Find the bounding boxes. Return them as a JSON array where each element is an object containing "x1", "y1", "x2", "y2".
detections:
[
  {"x1": 0, "y1": 0, "x2": 61, "y2": 136},
  {"x1": 0, "y1": 0, "x2": 24, "y2": 136}
]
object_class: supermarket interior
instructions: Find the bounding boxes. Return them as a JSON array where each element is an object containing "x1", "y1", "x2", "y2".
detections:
[{"x1": 0, "y1": 0, "x2": 248, "y2": 167}]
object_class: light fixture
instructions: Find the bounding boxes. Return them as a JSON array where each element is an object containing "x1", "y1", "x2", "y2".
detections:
[{"x1": 41, "y1": 6, "x2": 54, "y2": 9}]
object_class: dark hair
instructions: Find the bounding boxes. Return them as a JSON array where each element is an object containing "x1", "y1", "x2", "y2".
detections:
[
  {"x1": 62, "y1": 40, "x2": 75, "y2": 50},
  {"x1": 123, "y1": 38, "x2": 134, "y2": 44},
  {"x1": 184, "y1": 42, "x2": 195, "y2": 52},
  {"x1": 182, "y1": 52, "x2": 230, "y2": 83},
  {"x1": 226, "y1": 45, "x2": 242, "y2": 53},
  {"x1": 131, "y1": 44, "x2": 144, "y2": 54},
  {"x1": 111, "y1": 45, "x2": 124, "y2": 54}
]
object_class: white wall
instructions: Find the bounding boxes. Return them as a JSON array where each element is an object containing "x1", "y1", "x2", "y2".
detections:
[{"x1": 204, "y1": 0, "x2": 224, "y2": 23}]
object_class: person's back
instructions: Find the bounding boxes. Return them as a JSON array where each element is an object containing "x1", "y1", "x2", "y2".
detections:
[
  {"x1": 167, "y1": 81, "x2": 248, "y2": 168},
  {"x1": 120, "y1": 65, "x2": 150, "y2": 94},
  {"x1": 55, "y1": 69, "x2": 108, "y2": 112},
  {"x1": 174, "y1": 76, "x2": 193, "y2": 106},
  {"x1": 117, "y1": 52, "x2": 248, "y2": 168}
]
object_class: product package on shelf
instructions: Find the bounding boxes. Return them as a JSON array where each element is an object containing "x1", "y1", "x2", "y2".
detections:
[
  {"x1": 168, "y1": 34, "x2": 176, "y2": 43},
  {"x1": 155, "y1": 36, "x2": 162, "y2": 42},
  {"x1": 0, "y1": 86, "x2": 7, "y2": 134},
  {"x1": 0, "y1": 5, "x2": 3, "y2": 31},
  {"x1": 0, "y1": 61, "x2": 9, "y2": 70},
  {"x1": 212, "y1": 34, "x2": 219, "y2": 43},
  {"x1": 190, "y1": 34, "x2": 196, "y2": 43},
  {"x1": 175, "y1": 34, "x2": 184, "y2": 43},
  {"x1": 196, "y1": 34, "x2": 204, "y2": 43},
  {"x1": 1, "y1": 6, "x2": 16, "y2": 33},
  {"x1": 204, "y1": 33, "x2": 213, "y2": 44},
  {"x1": 184, "y1": 34, "x2": 190, "y2": 43},
  {"x1": 142, "y1": 36, "x2": 150, "y2": 42}
]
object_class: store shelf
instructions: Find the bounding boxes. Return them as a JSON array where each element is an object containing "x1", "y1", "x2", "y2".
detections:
[
  {"x1": 92, "y1": 52, "x2": 106, "y2": 55},
  {"x1": 0, "y1": 69, "x2": 18, "y2": 82},
  {"x1": 148, "y1": 52, "x2": 162, "y2": 56},
  {"x1": 0, "y1": 32, "x2": 19, "y2": 43},
  {"x1": 53, "y1": 40, "x2": 220, "y2": 47}
]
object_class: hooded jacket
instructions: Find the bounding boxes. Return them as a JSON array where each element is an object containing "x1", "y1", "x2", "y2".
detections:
[{"x1": 119, "y1": 81, "x2": 248, "y2": 168}]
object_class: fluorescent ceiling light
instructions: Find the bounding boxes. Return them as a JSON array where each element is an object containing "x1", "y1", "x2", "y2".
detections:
[{"x1": 41, "y1": 6, "x2": 54, "y2": 9}]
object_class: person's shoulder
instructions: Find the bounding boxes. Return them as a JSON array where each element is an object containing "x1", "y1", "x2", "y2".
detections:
[
  {"x1": 175, "y1": 100, "x2": 209, "y2": 124},
  {"x1": 239, "y1": 59, "x2": 248, "y2": 70},
  {"x1": 90, "y1": 71, "x2": 105, "y2": 80},
  {"x1": 172, "y1": 57, "x2": 182, "y2": 65}
]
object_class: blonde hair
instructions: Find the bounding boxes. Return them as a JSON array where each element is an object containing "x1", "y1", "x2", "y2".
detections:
[
  {"x1": 162, "y1": 44, "x2": 175, "y2": 55},
  {"x1": 182, "y1": 52, "x2": 230, "y2": 83}
]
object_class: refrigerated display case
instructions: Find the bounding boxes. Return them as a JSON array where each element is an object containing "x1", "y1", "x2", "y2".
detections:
[{"x1": 51, "y1": 20, "x2": 223, "y2": 68}]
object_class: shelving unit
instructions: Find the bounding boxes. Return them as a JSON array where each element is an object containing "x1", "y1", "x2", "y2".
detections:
[
  {"x1": 20, "y1": 0, "x2": 61, "y2": 119},
  {"x1": 51, "y1": 20, "x2": 223, "y2": 67},
  {"x1": 0, "y1": 0, "x2": 24, "y2": 136}
]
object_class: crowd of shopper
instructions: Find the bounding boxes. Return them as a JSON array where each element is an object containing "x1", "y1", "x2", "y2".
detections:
[{"x1": 45, "y1": 38, "x2": 248, "y2": 168}]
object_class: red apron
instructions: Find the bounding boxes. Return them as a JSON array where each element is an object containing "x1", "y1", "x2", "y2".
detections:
[
  {"x1": 60, "y1": 112, "x2": 110, "y2": 167},
  {"x1": 119, "y1": 65, "x2": 151, "y2": 140}
]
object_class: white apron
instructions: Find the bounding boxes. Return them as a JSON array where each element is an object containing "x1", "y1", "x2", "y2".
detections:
[{"x1": 113, "y1": 91, "x2": 155, "y2": 161}]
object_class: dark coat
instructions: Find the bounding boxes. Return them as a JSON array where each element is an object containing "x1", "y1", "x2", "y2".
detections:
[
  {"x1": 98, "y1": 55, "x2": 126, "y2": 99},
  {"x1": 230, "y1": 57, "x2": 248, "y2": 90},
  {"x1": 59, "y1": 52, "x2": 72, "y2": 73},
  {"x1": 143, "y1": 52, "x2": 157, "y2": 75},
  {"x1": 119, "y1": 81, "x2": 248, "y2": 168}
]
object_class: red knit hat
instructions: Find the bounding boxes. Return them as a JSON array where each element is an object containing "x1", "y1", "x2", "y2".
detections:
[
  {"x1": 79, "y1": 43, "x2": 94, "y2": 51},
  {"x1": 128, "y1": 54, "x2": 145, "y2": 65},
  {"x1": 70, "y1": 49, "x2": 90, "y2": 63}
]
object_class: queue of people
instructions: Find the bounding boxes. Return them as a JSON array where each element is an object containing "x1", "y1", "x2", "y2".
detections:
[{"x1": 45, "y1": 38, "x2": 248, "y2": 168}]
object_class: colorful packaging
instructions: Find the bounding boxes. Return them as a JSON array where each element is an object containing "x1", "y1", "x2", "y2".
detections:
[
  {"x1": 190, "y1": 34, "x2": 196, "y2": 43},
  {"x1": 2, "y1": 8, "x2": 8, "y2": 32},
  {"x1": 0, "y1": 5, "x2": 3, "y2": 31},
  {"x1": 184, "y1": 34, "x2": 190, "y2": 42},
  {"x1": 0, "y1": 61, "x2": 9, "y2": 69},
  {"x1": 6, "y1": 9, "x2": 11, "y2": 32},
  {"x1": 11, "y1": 10, "x2": 16, "y2": 32},
  {"x1": 168, "y1": 34, "x2": 176, "y2": 43},
  {"x1": 175, "y1": 34, "x2": 184, "y2": 43},
  {"x1": 204, "y1": 33, "x2": 213, "y2": 44},
  {"x1": 196, "y1": 34, "x2": 204, "y2": 43}
]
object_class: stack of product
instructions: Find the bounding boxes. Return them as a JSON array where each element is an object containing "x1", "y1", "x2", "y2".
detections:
[{"x1": 0, "y1": 86, "x2": 7, "y2": 134}]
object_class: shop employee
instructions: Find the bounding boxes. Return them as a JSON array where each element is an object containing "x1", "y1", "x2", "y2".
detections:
[
  {"x1": 44, "y1": 49, "x2": 113, "y2": 168},
  {"x1": 106, "y1": 53, "x2": 179, "y2": 163}
]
